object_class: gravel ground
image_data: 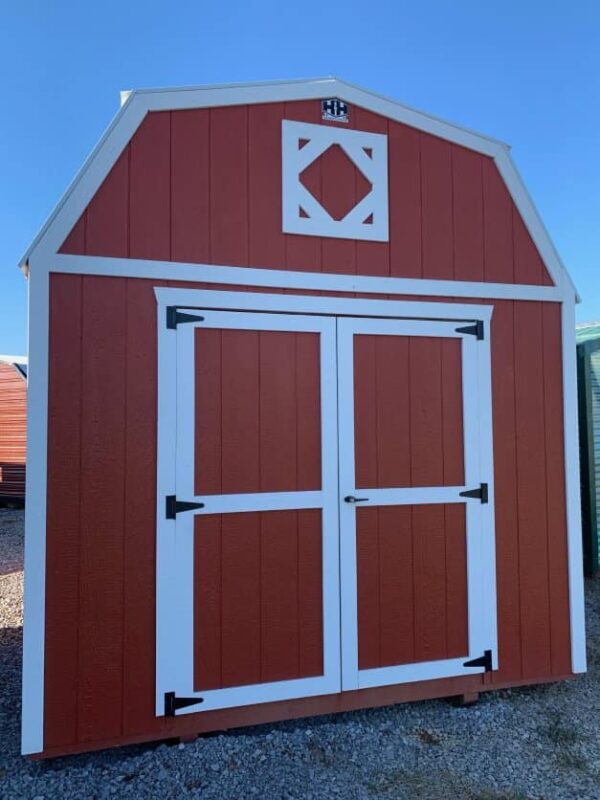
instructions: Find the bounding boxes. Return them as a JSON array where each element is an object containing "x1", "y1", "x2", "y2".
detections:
[{"x1": 2, "y1": 508, "x2": 600, "y2": 799}]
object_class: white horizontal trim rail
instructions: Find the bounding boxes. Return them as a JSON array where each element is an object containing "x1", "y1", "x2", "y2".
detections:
[
  {"x1": 358, "y1": 656, "x2": 484, "y2": 689},
  {"x1": 53, "y1": 253, "x2": 563, "y2": 303},
  {"x1": 182, "y1": 491, "x2": 324, "y2": 515},
  {"x1": 348, "y1": 486, "x2": 471, "y2": 507},
  {"x1": 155, "y1": 289, "x2": 494, "y2": 327}
]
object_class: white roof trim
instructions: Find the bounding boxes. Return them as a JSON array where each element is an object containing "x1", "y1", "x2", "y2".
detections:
[{"x1": 17, "y1": 76, "x2": 577, "y2": 299}]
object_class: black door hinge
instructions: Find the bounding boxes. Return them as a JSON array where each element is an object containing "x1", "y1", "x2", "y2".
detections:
[
  {"x1": 164, "y1": 691, "x2": 204, "y2": 717},
  {"x1": 456, "y1": 320, "x2": 484, "y2": 340},
  {"x1": 463, "y1": 649, "x2": 493, "y2": 672},
  {"x1": 459, "y1": 483, "x2": 488, "y2": 504},
  {"x1": 165, "y1": 495, "x2": 205, "y2": 519},
  {"x1": 166, "y1": 306, "x2": 205, "y2": 330}
]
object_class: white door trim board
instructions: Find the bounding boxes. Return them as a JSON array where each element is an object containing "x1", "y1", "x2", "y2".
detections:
[
  {"x1": 156, "y1": 309, "x2": 341, "y2": 715},
  {"x1": 153, "y1": 287, "x2": 494, "y2": 325},
  {"x1": 336, "y1": 316, "x2": 497, "y2": 690}
]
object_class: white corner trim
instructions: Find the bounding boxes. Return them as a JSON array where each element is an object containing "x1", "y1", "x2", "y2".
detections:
[
  {"x1": 282, "y1": 120, "x2": 388, "y2": 241},
  {"x1": 52, "y1": 254, "x2": 565, "y2": 303},
  {"x1": 562, "y1": 297, "x2": 587, "y2": 673},
  {"x1": 18, "y1": 76, "x2": 577, "y2": 302},
  {"x1": 21, "y1": 258, "x2": 49, "y2": 755}
]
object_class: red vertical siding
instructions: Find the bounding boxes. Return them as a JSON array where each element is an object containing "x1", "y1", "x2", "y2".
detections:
[
  {"x1": 388, "y1": 122, "x2": 422, "y2": 278},
  {"x1": 43, "y1": 276, "x2": 571, "y2": 755},
  {"x1": 122, "y1": 279, "x2": 159, "y2": 736},
  {"x1": 44, "y1": 275, "x2": 82, "y2": 748},
  {"x1": 171, "y1": 109, "x2": 211, "y2": 264},
  {"x1": 130, "y1": 112, "x2": 171, "y2": 261},
  {"x1": 0, "y1": 362, "x2": 26, "y2": 499},
  {"x1": 59, "y1": 103, "x2": 554, "y2": 286},
  {"x1": 77, "y1": 277, "x2": 127, "y2": 742},
  {"x1": 420, "y1": 134, "x2": 454, "y2": 280}
]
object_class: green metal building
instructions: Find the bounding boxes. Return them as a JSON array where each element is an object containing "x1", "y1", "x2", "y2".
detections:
[{"x1": 577, "y1": 323, "x2": 600, "y2": 575}]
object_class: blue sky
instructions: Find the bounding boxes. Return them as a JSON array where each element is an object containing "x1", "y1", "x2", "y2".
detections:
[{"x1": 1, "y1": 1, "x2": 599, "y2": 354}]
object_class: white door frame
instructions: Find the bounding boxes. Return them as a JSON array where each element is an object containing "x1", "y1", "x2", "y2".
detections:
[
  {"x1": 156, "y1": 309, "x2": 340, "y2": 716},
  {"x1": 337, "y1": 317, "x2": 497, "y2": 690},
  {"x1": 155, "y1": 287, "x2": 497, "y2": 717}
]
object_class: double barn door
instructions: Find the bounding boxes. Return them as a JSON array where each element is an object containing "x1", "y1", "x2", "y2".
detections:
[{"x1": 156, "y1": 306, "x2": 496, "y2": 717}]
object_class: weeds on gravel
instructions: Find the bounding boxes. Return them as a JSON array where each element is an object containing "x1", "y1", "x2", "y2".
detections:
[
  {"x1": 367, "y1": 768, "x2": 531, "y2": 800},
  {"x1": 555, "y1": 749, "x2": 589, "y2": 772},
  {"x1": 542, "y1": 712, "x2": 582, "y2": 746},
  {"x1": 416, "y1": 728, "x2": 443, "y2": 745}
]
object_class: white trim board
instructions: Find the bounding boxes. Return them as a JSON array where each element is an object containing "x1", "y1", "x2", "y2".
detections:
[
  {"x1": 154, "y1": 288, "x2": 494, "y2": 324},
  {"x1": 562, "y1": 296, "x2": 587, "y2": 672},
  {"x1": 18, "y1": 77, "x2": 577, "y2": 301},
  {"x1": 52, "y1": 254, "x2": 563, "y2": 303},
  {"x1": 20, "y1": 258, "x2": 49, "y2": 755}
]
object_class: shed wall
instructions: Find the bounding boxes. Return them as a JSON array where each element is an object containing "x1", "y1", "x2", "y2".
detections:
[
  {"x1": 42, "y1": 273, "x2": 571, "y2": 756},
  {"x1": 59, "y1": 104, "x2": 553, "y2": 287},
  {"x1": 0, "y1": 362, "x2": 26, "y2": 500}
]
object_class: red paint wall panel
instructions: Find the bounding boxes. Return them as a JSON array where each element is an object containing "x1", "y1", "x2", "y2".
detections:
[
  {"x1": 44, "y1": 275, "x2": 571, "y2": 756},
  {"x1": 85, "y1": 150, "x2": 129, "y2": 258},
  {"x1": 60, "y1": 103, "x2": 554, "y2": 286},
  {"x1": 129, "y1": 112, "x2": 171, "y2": 261},
  {"x1": 77, "y1": 276, "x2": 127, "y2": 742},
  {"x1": 388, "y1": 122, "x2": 422, "y2": 278},
  {"x1": 0, "y1": 363, "x2": 26, "y2": 498},
  {"x1": 482, "y1": 161, "x2": 514, "y2": 284},
  {"x1": 487, "y1": 301, "x2": 521, "y2": 683},
  {"x1": 420, "y1": 134, "x2": 454, "y2": 280},
  {"x1": 122, "y1": 279, "x2": 159, "y2": 735},
  {"x1": 44, "y1": 275, "x2": 82, "y2": 749},
  {"x1": 209, "y1": 107, "x2": 249, "y2": 267},
  {"x1": 249, "y1": 103, "x2": 287, "y2": 269},
  {"x1": 171, "y1": 109, "x2": 210, "y2": 264},
  {"x1": 514, "y1": 301, "x2": 552, "y2": 678},
  {"x1": 542, "y1": 303, "x2": 571, "y2": 675},
  {"x1": 452, "y1": 146, "x2": 484, "y2": 282}
]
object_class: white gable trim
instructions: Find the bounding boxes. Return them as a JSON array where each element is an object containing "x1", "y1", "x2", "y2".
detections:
[{"x1": 18, "y1": 76, "x2": 577, "y2": 300}]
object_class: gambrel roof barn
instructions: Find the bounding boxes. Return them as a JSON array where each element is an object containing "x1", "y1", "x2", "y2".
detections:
[{"x1": 20, "y1": 78, "x2": 584, "y2": 758}]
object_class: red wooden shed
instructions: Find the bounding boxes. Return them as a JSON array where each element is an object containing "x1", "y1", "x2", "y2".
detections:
[
  {"x1": 19, "y1": 78, "x2": 585, "y2": 758},
  {"x1": 0, "y1": 355, "x2": 27, "y2": 503}
]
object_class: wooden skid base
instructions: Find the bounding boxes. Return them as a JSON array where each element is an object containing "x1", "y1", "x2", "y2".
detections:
[{"x1": 32, "y1": 672, "x2": 575, "y2": 759}]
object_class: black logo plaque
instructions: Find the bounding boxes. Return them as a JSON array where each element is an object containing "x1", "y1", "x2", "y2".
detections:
[{"x1": 321, "y1": 98, "x2": 349, "y2": 123}]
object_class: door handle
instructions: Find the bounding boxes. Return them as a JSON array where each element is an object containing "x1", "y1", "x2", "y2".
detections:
[{"x1": 344, "y1": 495, "x2": 369, "y2": 504}]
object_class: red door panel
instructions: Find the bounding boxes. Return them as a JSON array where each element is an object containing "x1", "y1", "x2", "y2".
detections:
[
  {"x1": 356, "y1": 504, "x2": 468, "y2": 670},
  {"x1": 353, "y1": 335, "x2": 464, "y2": 489},
  {"x1": 194, "y1": 328, "x2": 322, "y2": 495},
  {"x1": 194, "y1": 509, "x2": 323, "y2": 691}
]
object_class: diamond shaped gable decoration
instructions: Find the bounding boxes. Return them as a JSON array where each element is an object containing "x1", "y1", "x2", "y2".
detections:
[{"x1": 282, "y1": 120, "x2": 389, "y2": 242}]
